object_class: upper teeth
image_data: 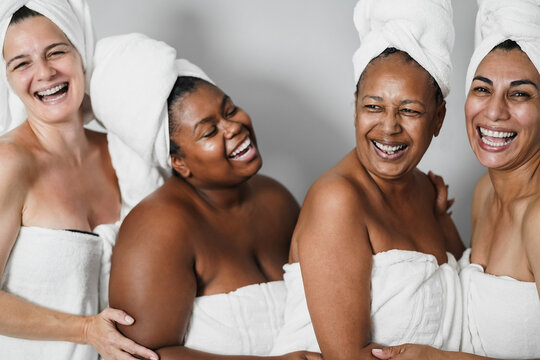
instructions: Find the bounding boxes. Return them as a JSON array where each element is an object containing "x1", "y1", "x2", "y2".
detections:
[
  {"x1": 230, "y1": 138, "x2": 251, "y2": 157},
  {"x1": 479, "y1": 127, "x2": 516, "y2": 138},
  {"x1": 373, "y1": 140, "x2": 406, "y2": 154},
  {"x1": 37, "y1": 83, "x2": 67, "y2": 96}
]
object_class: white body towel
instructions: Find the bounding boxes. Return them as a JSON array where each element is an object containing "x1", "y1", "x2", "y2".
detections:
[
  {"x1": 0, "y1": 224, "x2": 118, "y2": 360},
  {"x1": 459, "y1": 249, "x2": 540, "y2": 358},
  {"x1": 183, "y1": 281, "x2": 286, "y2": 355},
  {"x1": 271, "y1": 250, "x2": 462, "y2": 355}
]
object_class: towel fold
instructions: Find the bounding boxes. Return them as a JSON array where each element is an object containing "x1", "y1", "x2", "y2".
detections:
[
  {"x1": 0, "y1": 0, "x2": 94, "y2": 134},
  {"x1": 183, "y1": 281, "x2": 286, "y2": 355},
  {"x1": 0, "y1": 225, "x2": 117, "y2": 360},
  {"x1": 270, "y1": 250, "x2": 462, "y2": 355},
  {"x1": 465, "y1": 0, "x2": 540, "y2": 94},
  {"x1": 352, "y1": 0, "x2": 454, "y2": 97},
  {"x1": 460, "y1": 249, "x2": 540, "y2": 358},
  {"x1": 90, "y1": 33, "x2": 213, "y2": 215}
]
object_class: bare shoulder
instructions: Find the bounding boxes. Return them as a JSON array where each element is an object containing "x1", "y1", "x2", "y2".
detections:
[
  {"x1": 0, "y1": 136, "x2": 35, "y2": 191},
  {"x1": 250, "y1": 174, "x2": 299, "y2": 208},
  {"x1": 523, "y1": 195, "x2": 540, "y2": 250}
]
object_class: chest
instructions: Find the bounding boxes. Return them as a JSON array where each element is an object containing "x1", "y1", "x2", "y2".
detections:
[{"x1": 367, "y1": 198, "x2": 448, "y2": 263}]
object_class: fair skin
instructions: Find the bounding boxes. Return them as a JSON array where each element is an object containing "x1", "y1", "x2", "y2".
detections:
[
  {"x1": 0, "y1": 15, "x2": 157, "y2": 360},
  {"x1": 372, "y1": 49, "x2": 540, "y2": 360},
  {"x1": 109, "y1": 81, "x2": 322, "y2": 360},
  {"x1": 287, "y1": 52, "x2": 464, "y2": 360}
]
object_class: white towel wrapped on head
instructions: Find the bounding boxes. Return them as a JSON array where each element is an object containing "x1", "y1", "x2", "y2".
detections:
[
  {"x1": 352, "y1": 0, "x2": 454, "y2": 97},
  {"x1": 465, "y1": 0, "x2": 540, "y2": 94},
  {"x1": 0, "y1": 0, "x2": 94, "y2": 134},
  {"x1": 90, "y1": 33, "x2": 213, "y2": 215}
]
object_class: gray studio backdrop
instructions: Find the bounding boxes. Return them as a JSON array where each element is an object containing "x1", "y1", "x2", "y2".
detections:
[{"x1": 89, "y1": 0, "x2": 484, "y2": 246}]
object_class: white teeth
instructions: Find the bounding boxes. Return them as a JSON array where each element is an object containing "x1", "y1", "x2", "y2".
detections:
[
  {"x1": 373, "y1": 140, "x2": 406, "y2": 154},
  {"x1": 481, "y1": 136, "x2": 513, "y2": 147},
  {"x1": 230, "y1": 138, "x2": 251, "y2": 157},
  {"x1": 479, "y1": 127, "x2": 516, "y2": 138},
  {"x1": 37, "y1": 83, "x2": 67, "y2": 96}
]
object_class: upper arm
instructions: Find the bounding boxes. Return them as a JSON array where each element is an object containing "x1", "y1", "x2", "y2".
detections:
[
  {"x1": 522, "y1": 197, "x2": 540, "y2": 297},
  {"x1": 296, "y1": 178, "x2": 373, "y2": 360},
  {"x1": 109, "y1": 201, "x2": 197, "y2": 349},
  {"x1": 0, "y1": 143, "x2": 30, "y2": 276}
]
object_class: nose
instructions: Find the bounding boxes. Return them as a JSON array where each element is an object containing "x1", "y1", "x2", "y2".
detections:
[
  {"x1": 381, "y1": 109, "x2": 401, "y2": 134},
  {"x1": 484, "y1": 93, "x2": 510, "y2": 122},
  {"x1": 35, "y1": 58, "x2": 56, "y2": 81},
  {"x1": 222, "y1": 119, "x2": 242, "y2": 139}
]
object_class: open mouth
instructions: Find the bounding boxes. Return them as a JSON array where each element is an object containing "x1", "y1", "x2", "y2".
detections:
[
  {"x1": 371, "y1": 139, "x2": 408, "y2": 157},
  {"x1": 478, "y1": 126, "x2": 517, "y2": 147},
  {"x1": 35, "y1": 83, "x2": 68, "y2": 103},
  {"x1": 229, "y1": 136, "x2": 256, "y2": 160}
]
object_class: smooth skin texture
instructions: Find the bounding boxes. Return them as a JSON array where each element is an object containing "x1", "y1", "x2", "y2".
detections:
[
  {"x1": 287, "y1": 51, "x2": 464, "y2": 360},
  {"x1": 0, "y1": 15, "x2": 157, "y2": 360},
  {"x1": 372, "y1": 49, "x2": 540, "y2": 360},
  {"x1": 109, "y1": 82, "x2": 322, "y2": 360}
]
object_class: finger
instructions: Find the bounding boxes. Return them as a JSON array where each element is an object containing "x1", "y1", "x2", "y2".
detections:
[
  {"x1": 372, "y1": 348, "x2": 394, "y2": 359},
  {"x1": 304, "y1": 352, "x2": 323, "y2": 360},
  {"x1": 103, "y1": 308, "x2": 135, "y2": 326},
  {"x1": 123, "y1": 339, "x2": 159, "y2": 360}
]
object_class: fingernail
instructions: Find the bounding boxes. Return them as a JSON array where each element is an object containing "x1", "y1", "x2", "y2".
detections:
[
  {"x1": 125, "y1": 315, "x2": 134, "y2": 323},
  {"x1": 150, "y1": 356, "x2": 158, "y2": 360},
  {"x1": 372, "y1": 349, "x2": 383, "y2": 354}
]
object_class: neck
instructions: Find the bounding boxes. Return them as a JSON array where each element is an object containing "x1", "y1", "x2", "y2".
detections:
[
  {"x1": 488, "y1": 152, "x2": 540, "y2": 205},
  {"x1": 192, "y1": 181, "x2": 251, "y2": 210},
  {"x1": 26, "y1": 110, "x2": 88, "y2": 162},
  {"x1": 367, "y1": 167, "x2": 419, "y2": 202}
]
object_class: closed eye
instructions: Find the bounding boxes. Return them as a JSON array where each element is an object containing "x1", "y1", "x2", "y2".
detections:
[
  {"x1": 12, "y1": 61, "x2": 30, "y2": 70},
  {"x1": 400, "y1": 108, "x2": 421, "y2": 115},
  {"x1": 203, "y1": 125, "x2": 218, "y2": 138},
  {"x1": 226, "y1": 106, "x2": 238, "y2": 118},
  {"x1": 365, "y1": 104, "x2": 382, "y2": 111}
]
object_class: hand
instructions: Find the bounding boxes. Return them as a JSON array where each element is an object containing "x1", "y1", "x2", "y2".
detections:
[
  {"x1": 372, "y1": 344, "x2": 441, "y2": 360},
  {"x1": 82, "y1": 307, "x2": 159, "y2": 360},
  {"x1": 279, "y1": 351, "x2": 323, "y2": 360},
  {"x1": 428, "y1": 171, "x2": 455, "y2": 217}
]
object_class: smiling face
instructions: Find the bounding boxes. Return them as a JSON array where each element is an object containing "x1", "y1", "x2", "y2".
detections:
[
  {"x1": 3, "y1": 15, "x2": 85, "y2": 124},
  {"x1": 169, "y1": 81, "x2": 262, "y2": 188},
  {"x1": 465, "y1": 49, "x2": 540, "y2": 171},
  {"x1": 354, "y1": 52, "x2": 445, "y2": 181}
]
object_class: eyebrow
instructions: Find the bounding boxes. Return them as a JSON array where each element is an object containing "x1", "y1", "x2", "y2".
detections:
[
  {"x1": 510, "y1": 79, "x2": 538, "y2": 89},
  {"x1": 473, "y1": 76, "x2": 538, "y2": 90},
  {"x1": 6, "y1": 42, "x2": 70, "y2": 68},
  {"x1": 400, "y1": 99, "x2": 425, "y2": 107},
  {"x1": 362, "y1": 95, "x2": 383, "y2": 102}
]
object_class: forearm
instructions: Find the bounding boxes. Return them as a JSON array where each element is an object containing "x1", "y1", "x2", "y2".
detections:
[
  {"x1": 158, "y1": 345, "x2": 282, "y2": 360},
  {"x1": 0, "y1": 290, "x2": 86, "y2": 343}
]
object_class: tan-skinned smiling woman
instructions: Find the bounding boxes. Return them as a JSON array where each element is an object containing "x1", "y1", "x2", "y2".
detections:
[
  {"x1": 0, "y1": 2, "x2": 157, "y2": 360},
  {"x1": 269, "y1": 0, "x2": 465, "y2": 359},
  {"x1": 372, "y1": 0, "x2": 540, "y2": 359},
  {"x1": 89, "y1": 33, "x2": 322, "y2": 360}
]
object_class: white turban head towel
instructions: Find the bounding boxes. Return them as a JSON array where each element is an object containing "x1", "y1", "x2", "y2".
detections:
[
  {"x1": 90, "y1": 33, "x2": 213, "y2": 216},
  {"x1": 352, "y1": 0, "x2": 454, "y2": 98},
  {"x1": 465, "y1": 0, "x2": 540, "y2": 94},
  {"x1": 0, "y1": 0, "x2": 94, "y2": 134}
]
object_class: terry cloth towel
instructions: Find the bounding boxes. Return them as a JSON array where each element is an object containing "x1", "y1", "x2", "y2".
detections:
[
  {"x1": 465, "y1": 0, "x2": 540, "y2": 94},
  {"x1": 183, "y1": 281, "x2": 286, "y2": 355},
  {"x1": 352, "y1": 0, "x2": 454, "y2": 97},
  {"x1": 270, "y1": 250, "x2": 462, "y2": 355},
  {"x1": 0, "y1": 223, "x2": 118, "y2": 360},
  {"x1": 0, "y1": 0, "x2": 94, "y2": 134},
  {"x1": 90, "y1": 33, "x2": 213, "y2": 216},
  {"x1": 459, "y1": 249, "x2": 540, "y2": 358}
]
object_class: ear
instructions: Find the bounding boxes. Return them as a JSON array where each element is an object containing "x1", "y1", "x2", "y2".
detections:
[
  {"x1": 354, "y1": 91, "x2": 359, "y2": 127},
  {"x1": 433, "y1": 100, "x2": 446, "y2": 137},
  {"x1": 171, "y1": 155, "x2": 191, "y2": 178}
]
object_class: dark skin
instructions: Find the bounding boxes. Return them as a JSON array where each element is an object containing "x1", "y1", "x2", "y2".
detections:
[
  {"x1": 109, "y1": 82, "x2": 322, "y2": 360},
  {"x1": 288, "y1": 52, "x2": 465, "y2": 360}
]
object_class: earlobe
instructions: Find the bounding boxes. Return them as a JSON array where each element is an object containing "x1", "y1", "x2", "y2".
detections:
[{"x1": 172, "y1": 155, "x2": 191, "y2": 178}]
